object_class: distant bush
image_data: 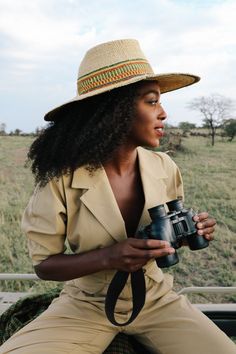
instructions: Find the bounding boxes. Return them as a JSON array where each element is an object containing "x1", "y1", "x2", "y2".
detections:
[
  {"x1": 223, "y1": 119, "x2": 236, "y2": 141},
  {"x1": 158, "y1": 131, "x2": 183, "y2": 153},
  {"x1": 189, "y1": 131, "x2": 210, "y2": 137}
]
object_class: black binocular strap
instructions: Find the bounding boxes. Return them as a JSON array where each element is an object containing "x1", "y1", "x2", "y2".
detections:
[{"x1": 105, "y1": 268, "x2": 146, "y2": 326}]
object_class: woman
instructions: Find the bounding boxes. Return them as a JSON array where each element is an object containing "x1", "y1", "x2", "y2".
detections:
[{"x1": 1, "y1": 39, "x2": 235, "y2": 354}]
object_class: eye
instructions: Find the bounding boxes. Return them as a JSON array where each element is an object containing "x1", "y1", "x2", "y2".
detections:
[{"x1": 148, "y1": 100, "x2": 161, "y2": 106}]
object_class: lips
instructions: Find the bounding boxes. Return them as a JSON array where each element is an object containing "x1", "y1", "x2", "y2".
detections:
[{"x1": 154, "y1": 127, "x2": 164, "y2": 137}]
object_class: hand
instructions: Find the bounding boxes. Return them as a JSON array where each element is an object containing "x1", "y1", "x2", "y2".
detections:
[
  {"x1": 104, "y1": 238, "x2": 175, "y2": 272},
  {"x1": 193, "y1": 212, "x2": 216, "y2": 242}
]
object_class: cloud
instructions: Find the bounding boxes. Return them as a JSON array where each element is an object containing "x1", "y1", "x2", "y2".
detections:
[{"x1": 0, "y1": 0, "x2": 235, "y2": 132}]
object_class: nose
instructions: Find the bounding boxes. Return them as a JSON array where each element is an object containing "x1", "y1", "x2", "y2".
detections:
[{"x1": 158, "y1": 104, "x2": 167, "y2": 121}]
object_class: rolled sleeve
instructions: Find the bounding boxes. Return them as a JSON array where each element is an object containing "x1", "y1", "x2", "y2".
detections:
[{"x1": 21, "y1": 178, "x2": 67, "y2": 266}]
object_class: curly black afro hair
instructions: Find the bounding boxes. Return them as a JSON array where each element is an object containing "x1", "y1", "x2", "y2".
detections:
[{"x1": 28, "y1": 82, "x2": 142, "y2": 186}]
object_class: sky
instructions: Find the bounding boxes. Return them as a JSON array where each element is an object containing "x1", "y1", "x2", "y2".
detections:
[{"x1": 0, "y1": 0, "x2": 235, "y2": 133}]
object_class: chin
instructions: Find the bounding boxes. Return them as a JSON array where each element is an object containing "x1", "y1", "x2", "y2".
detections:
[
  {"x1": 138, "y1": 138, "x2": 160, "y2": 149},
  {"x1": 149, "y1": 140, "x2": 160, "y2": 148},
  {"x1": 142, "y1": 141, "x2": 160, "y2": 150}
]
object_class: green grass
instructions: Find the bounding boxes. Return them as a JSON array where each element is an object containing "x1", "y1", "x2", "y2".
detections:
[
  {"x1": 0, "y1": 135, "x2": 235, "y2": 302},
  {"x1": 0, "y1": 136, "x2": 59, "y2": 293},
  {"x1": 167, "y1": 136, "x2": 236, "y2": 303}
]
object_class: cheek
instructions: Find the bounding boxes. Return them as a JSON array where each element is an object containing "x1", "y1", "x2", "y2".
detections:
[
  {"x1": 135, "y1": 109, "x2": 154, "y2": 126},
  {"x1": 132, "y1": 104, "x2": 156, "y2": 137},
  {"x1": 133, "y1": 119, "x2": 151, "y2": 136}
]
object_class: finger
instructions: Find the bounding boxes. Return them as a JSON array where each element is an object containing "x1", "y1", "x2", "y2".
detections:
[
  {"x1": 129, "y1": 263, "x2": 146, "y2": 272},
  {"x1": 197, "y1": 227, "x2": 215, "y2": 237},
  {"x1": 126, "y1": 245, "x2": 173, "y2": 260},
  {"x1": 197, "y1": 218, "x2": 216, "y2": 229},
  {"x1": 144, "y1": 247, "x2": 175, "y2": 260},
  {"x1": 131, "y1": 238, "x2": 171, "y2": 249},
  {"x1": 193, "y1": 212, "x2": 209, "y2": 222},
  {"x1": 143, "y1": 239, "x2": 171, "y2": 249},
  {"x1": 204, "y1": 234, "x2": 214, "y2": 241},
  {"x1": 128, "y1": 246, "x2": 175, "y2": 260}
]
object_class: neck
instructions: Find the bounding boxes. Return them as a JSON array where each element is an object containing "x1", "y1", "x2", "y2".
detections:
[{"x1": 103, "y1": 146, "x2": 139, "y2": 176}]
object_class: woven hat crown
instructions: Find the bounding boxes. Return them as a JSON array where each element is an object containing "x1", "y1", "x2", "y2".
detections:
[{"x1": 77, "y1": 39, "x2": 154, "y2": 96}]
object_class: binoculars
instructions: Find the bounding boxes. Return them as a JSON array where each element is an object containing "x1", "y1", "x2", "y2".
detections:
[{"x1": 137, "y1": 199, "x2": 209, "y2": 268}]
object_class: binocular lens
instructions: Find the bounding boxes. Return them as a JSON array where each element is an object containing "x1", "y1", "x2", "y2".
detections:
[
  {"x1": 148, "y1": 204, "x2": 166, "y2": 219},
  {"x1": 167, "y1": 199, "x2": 183, "y2": 212}
]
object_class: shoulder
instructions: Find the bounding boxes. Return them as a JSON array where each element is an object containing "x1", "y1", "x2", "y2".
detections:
[
  {"x1": 137, "y1": 147, "x2": 184, "y2": 199},
  {"x1": 31, "y1": 172, "x2": 73, "y2": 206},
  {"x1": 137, "y1": 147, "x2": 179, "y2": 172}
]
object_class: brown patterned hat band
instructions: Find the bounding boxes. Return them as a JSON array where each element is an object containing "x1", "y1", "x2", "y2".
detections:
[{"x1": 77, "y1": 59, "x2": 153, "y2": 95}]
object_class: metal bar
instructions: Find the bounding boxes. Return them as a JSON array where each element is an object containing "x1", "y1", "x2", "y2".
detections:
[
  {"x1": 0, "y1": 275, "x2": 235, "y2": 297},
  {"x1": 178, "y1": 286, "x2": 236, "y2": 295},
  {"x1": 0, "y1": 273, "x2": 40, "y2": 280}
]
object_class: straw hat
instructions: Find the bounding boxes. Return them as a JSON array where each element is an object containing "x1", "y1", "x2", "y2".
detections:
[{"x1": 44, "y1": 39, "x2": 200, "y2": 121}]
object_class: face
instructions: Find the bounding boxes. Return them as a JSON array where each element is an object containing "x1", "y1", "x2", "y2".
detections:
[{"x1": 127, "y1": 81, "x2": 167, "y2": 148}]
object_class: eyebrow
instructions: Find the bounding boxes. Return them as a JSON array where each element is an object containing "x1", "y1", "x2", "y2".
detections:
[{"x1": 139, "y1": 89, "x2": 160, "y2": 97}]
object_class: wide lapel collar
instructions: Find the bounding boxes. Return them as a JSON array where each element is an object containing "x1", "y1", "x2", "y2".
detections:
[
  {"x1": 71, "y1": 166, "x2": 126, "y2": 242},
  {"x1": 137, "y1": 147, "x2": 168, "y2": 228}
]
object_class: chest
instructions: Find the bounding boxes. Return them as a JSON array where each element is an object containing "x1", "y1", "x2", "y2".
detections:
[{"x1": 108, "y1": 173, "x2": 145, "y2": 237}]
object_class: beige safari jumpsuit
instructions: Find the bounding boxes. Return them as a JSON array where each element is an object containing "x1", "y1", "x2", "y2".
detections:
[{"x1": 0, "y1": 147, "x2": 235, "y2": 354}]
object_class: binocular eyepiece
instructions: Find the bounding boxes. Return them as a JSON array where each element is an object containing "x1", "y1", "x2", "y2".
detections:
[{"x1": 137, "y1": 199, "x2": 209, "y2": 268}]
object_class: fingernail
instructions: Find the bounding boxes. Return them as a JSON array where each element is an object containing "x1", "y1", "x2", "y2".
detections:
[
  {"x1": 198, "y1": 223, "x2": 203, "y2": 228},
  {"x1": 168, "y1": 248, "x2": 175, "y2": 254},
  {"x1": 198, "y1": 230, "x2": 203, "y2": 235}
]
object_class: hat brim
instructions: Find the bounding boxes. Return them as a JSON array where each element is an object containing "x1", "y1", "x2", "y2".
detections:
[{"x1": 44, "y1": 73, "x2": 200, "y2": 121}]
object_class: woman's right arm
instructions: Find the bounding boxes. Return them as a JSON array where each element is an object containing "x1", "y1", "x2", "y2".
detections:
[{"x1": 34, "y1": 238, "x2": 174, "y2": 281}]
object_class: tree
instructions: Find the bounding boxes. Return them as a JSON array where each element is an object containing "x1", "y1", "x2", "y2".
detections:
[
  {"x1": 223, "y1": 119, "x2": 236, "y2": 141},
  {"x1": 178, "y1": 121, "x2": 196, "y2": 134},
  {"x1": 188, "y1": 94, "x2": 234, "y2": 146},
  {"x1": 0, "y1": 122, "x2": 6, "y2": 135},
  {"x1": 14, "y1": 129, "x2": 22, "y2": 136},
  {"x1": 35, "y1": 126, "x2": 45, "y2": 136}
]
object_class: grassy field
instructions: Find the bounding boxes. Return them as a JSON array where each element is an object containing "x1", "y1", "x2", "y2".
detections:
[
  {"x1": 168, "y1": 135, "x2": 236, "y2": 302},
  {"x1": 0, "y1": 135, "x2": 235, "y2": 303}
]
